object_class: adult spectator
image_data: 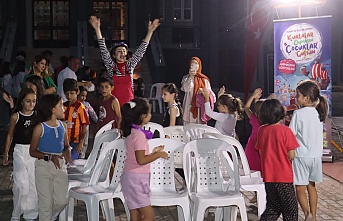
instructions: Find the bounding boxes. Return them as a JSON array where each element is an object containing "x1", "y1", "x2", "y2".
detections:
[{"x1": 57, "y1": 56, "x2": 91, "y2": 102}]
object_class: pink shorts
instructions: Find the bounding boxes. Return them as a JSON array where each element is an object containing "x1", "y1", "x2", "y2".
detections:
[{"x1": 121, "y1": 172, "x2": 151, "y2": 210}]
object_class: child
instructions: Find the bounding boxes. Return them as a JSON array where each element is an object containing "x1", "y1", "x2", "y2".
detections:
[
  {"x1": 63, "y1": 78, "x2": 90, "y2": 160},
  {"x1": 244, "y1": 88, "x2": 263, "y2": 204},
  {"x1": 78, "y1": 86, "x2": 98, "y2": 159},
  {"x1": 2, "y1": 88, "x2": 38, "y2": 221},
  {"x1": 29, "y1": 93, "x2": 72, "y2": 221},
  {"x1": 289, "y1": 80, "x2": 328, "y2": 221},
  {"x1": 120, "y1": 98, "x2": 168, "y2": 221},
  {"x1": 244, "y1": 88, "x2": 263, "y2": 172},
  {"x1": 3, "y1": 75, "x2": 45, "y2": 111},
  {"x1": 199, "y1": 88, "x2": 244, "y2": 137},
  {"x1": 161, "y1": 83, "x2": 183, "y2": 127},
  {"x1": 256, "y1": 99, "x2": 299, "y2": 221},
  {"x1": 98, "y1": 77, "x2": 121, "y2": 129}
]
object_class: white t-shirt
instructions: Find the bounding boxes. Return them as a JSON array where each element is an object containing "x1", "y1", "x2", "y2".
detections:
[
  {"x1": 289, "y1": 107, "x2": 323, "y2": 158},
  {"x1": 204, "y1": 102, "x2": 236, "y2": 137},
  {"x1": 57, "y1": 67, "x2": 77, "y2": 102}
]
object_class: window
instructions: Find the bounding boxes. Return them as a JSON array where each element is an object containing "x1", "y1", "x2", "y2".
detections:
[
  {"x1": 33, "y1": 1, "x2": 69, "y2": 42},
  {"x1": 93, "y1": 1, "x2": 128, "y2": 42},
  {"x1": 173, "y1": 0, "x2": 192, "y2": 21}
]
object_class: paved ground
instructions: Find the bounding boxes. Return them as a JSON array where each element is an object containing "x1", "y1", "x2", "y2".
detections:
[{"x1": 1, "y1": 92, "x2": 343, "y2": 220}]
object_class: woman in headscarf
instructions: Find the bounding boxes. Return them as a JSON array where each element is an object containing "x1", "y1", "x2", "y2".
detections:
[{"x1": 181, "y1": 57, "x2": 215, "y2": 124}]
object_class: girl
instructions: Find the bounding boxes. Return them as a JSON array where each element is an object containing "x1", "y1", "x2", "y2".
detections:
[
  {"x1": 89, "y1": 15, "x2": 160, "y2": 106},
  {"x1": 2, "y1": 88, "x2": 38, "y2": 221},
  {"x1": 29, "y1": 94, "x2": 72, "y2": 221},
  {"x1": 3, "y1": 75, "x2": 45, "y2": 110},
  {"x1": 289, "y1": 80, "x2": 328, "y2": 221},
  {"x1": 120, "y1": 98, "x2": 168, "y2": 221},
  {"x1": 23, "y1": 55, "x2": 57, "y2": 94},
  {"x1": 199, "y1": 88, "x2": 244, "y2": 137},
  {"x1": 256, "y1": 99, "x2": 299, "y2": 221},
  {"x1": 78, "y1": 86, "x2": 98, "y2": 159},
  {"x1": 181, "y1": 56, "x2": 216, "y2": 124},
  {"x1": 244, "y1": 88, "x2": 263, "y2": 172},
  {"x1": 161, "y1": 83, "x2": 183, "y2": 127},
  {"x1": 244, "y1": 88, "x2": 263, "y2": 203}
]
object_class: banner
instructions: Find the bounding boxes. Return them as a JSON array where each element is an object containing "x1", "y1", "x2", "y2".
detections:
[{"x1": 274, "y1": 16, "x2": 332, "y2": 151}]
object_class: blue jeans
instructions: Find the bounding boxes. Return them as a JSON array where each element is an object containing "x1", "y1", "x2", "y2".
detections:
[{"x1": 69, "y1": 142, "x2": 80, "y2": 160}]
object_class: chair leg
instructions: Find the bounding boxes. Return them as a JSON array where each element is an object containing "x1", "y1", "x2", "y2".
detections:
[
  {"x1": 223, "y1": 206, "x2": 237, "y2": 221},
  {"x1": 152, "y1": 101, "x2": 156, "y2": 112},
  {"x1": 119, "y1": 194, "x2": 130, "y2": 220},
  {"x1": 236, "y1": 199, "x2": 248, "y2": 221},
  {"x1": 100, "y1": 199, "x2": 115, "y2": 221},
  {"x1": 257, "y1": 188, "x2": 267, "y2": 218},
  {"x1": 158, "y1": 100, "x2": 163, "y2": 114},
  {"x1": 67, "y1": 197, "x2": 75, "y2": 221},
  {"x1": 195, "y1": 204, "x2": 206, "y2": 221},
  {"x1": 85, "y1": 198, "x2": 100, "y2": 221},
  {"x1": 214, "y1": 207, "x2": 223, "y2": 221}
]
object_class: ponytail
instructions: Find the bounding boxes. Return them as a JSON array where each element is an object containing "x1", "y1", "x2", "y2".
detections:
[
  {"x1": 218, "y1": 94, "x2": 244, "y2": 120},
  {"x1": 232, "y1": 97, "x2": 244, "y2": 121},
  {"x1": 316, "y1": 95, "x2": 328, "y2": 122}
]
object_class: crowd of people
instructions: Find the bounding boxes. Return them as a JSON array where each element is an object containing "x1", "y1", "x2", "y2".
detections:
[{"x1": 0, "y1": 15, "x2": 328, "y2": 221}]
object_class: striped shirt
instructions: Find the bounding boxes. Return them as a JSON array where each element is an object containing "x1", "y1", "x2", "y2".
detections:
[
  {"x1": 98, "y1": 38, "x2": 148, "y2": 92},
  {"x1": 63, "y1": 100, "x2": 90, "y2": 143}
]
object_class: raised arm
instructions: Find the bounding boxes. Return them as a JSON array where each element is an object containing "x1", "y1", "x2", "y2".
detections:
[
  {"x1": 244, "y1": 88, "x2": 262, "y2": 118},
  {"x1": 199, "y1": 88, "x2": 228, "y2": 122},
  {"x1": 89, "y1": 16, "x2": 114, "y2": 75},
  {"x1": 143, "y1": 19, "x2": 160, "y2": 43},
  {"x1": 89, "y1": 16, "x2": 102, "y2": 40}
]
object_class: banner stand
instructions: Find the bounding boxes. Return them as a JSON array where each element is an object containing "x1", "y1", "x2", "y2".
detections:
[{"x1": 273, "y1": 16, "x2": 333, "y2": 162}]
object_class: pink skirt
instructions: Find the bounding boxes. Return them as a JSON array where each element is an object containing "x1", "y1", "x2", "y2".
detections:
[{"x1": 121, "y1": 172, "x2": 151, "y2": 210}]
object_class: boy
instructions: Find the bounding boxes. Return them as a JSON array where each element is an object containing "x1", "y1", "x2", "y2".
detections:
[
  {"x1": 63, "y1": 78, "x2": 90, "y2": 160},
  {"x1": 98, "y1": 77, "x2": 121, "y2": 129},
  {"x1": 78, "y1": 86, "x2": 98, "y2": 159}
]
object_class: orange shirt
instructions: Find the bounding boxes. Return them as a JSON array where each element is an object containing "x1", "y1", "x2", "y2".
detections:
[{"x1": 64, "y1": 100, "x2": 90, "y2": 143}]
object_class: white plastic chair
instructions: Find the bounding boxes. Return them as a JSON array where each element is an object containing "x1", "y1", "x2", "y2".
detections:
[
  {"x1": 143, "y1": 122, "x2": 165, "y2": 138},
  {"x1": 148, "y1": 138, "x2": 190, "y2": 221},
  {"x1": 67, "y1": 128, "x2": 119, "y2": 176},
  {"x1": 148, "y1": 83, "x2": 165, "y2": 113},
  {"x1": 203, "y1": 133, "x2": 266, "y2": 217},
  {"x1": 203, "y1": 132, "x2": 261, "y2": 178},
  {"x1": 60, "y1": 138, "x2": 118, "y2": 221},
  {"x1": 67, "y1": 139, "x2": 129, "y2": 221},
  {"x1": 164, "y1": 126, "x2": 188, "y2": 169},
  {"x1": 183, "y1": 138, "x2": 248, "y2": 221},
  {"x1": 71, "y1": 120, "x2": 115, "y2": 167},
  {"x1": 183, "y1": 123, "x2": 220, "y2": 140}
]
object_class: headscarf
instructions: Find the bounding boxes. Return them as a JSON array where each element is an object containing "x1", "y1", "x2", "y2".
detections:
[{"x1": 190, "y1": 57, "x2": 210, "y2": 119}]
